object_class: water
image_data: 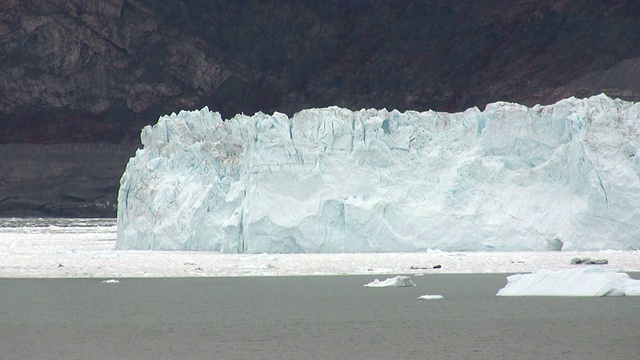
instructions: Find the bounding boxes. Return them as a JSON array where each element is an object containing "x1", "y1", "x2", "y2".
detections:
[
  {"x1": 1, "y1": 274, "x2": 639, "y2": 359},
  {"x1": 0, "y1": 217, "x2": 116, "y2": 229},
  {"x1": 2, "y1": 218, "x2": 639, "y2": 358}
]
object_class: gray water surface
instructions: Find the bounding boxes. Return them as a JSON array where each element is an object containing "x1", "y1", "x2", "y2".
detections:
[{"x1": 1, "y1": 274, "x2": 639, "y2": 360}]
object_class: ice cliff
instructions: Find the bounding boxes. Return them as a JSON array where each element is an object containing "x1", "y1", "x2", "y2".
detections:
[{"x1": 116, "y1": 94, "x2": 640, "y2": 252}]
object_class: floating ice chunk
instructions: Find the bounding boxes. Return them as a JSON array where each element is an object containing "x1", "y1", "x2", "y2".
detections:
[
  {"x1": 418, "y1": 294, "x2": 444, "y2": 300},
  {"x1": 101, "y1": 279, "x2": 120, "y2": 283},
  {"x1": 496, "y1": 267, "x2": 640, "y2": 297},
  {"x1": 364, "y1": 276, "x2": 416, "y2": 287}
]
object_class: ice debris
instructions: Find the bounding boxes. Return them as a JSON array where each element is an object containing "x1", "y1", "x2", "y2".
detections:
[
  {"x1": 496, "y1": 268, "x2": 640, "y2": 296},
  {"x1": 364, "y1": 276, "x2": 416, "y2": 287},
  {"x1": 417, "y1": 294, "x2": 444, "y2": 300}
]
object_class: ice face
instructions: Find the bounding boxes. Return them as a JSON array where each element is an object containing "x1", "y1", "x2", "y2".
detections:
[{"x1": 116, "y1": 94, "x2": 640, "y2": 252}]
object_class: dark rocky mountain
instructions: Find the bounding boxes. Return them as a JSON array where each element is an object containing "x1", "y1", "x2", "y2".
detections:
[{"x1": 2, "y1": 0, "x2": 640, "y2": 217}]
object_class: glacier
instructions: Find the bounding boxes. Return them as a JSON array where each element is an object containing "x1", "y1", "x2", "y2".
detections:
[{"x1": 116, "y1": 94, "x2": 640, "y2": 252}]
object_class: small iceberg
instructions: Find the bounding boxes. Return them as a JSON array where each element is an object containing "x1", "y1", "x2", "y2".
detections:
[
  {"x1": 101, "y1": 279, "x2": 120, "y2": 284},
  {"x1": 364, "y1": 276, "x2": 416, "y2": 287},
  {"x1": 496, "y1": 268, "x2": 640, "y2": 297},
  {"x1": 418, "y1": 294, "x2": 444, "y2": 300}
]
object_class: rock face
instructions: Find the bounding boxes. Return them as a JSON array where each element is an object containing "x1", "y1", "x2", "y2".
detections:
[
  {"x1": 2, "y1": 0, "x2": 640, "y2": 217},
  {"x1": 0, "y1": 143, "x2": 136, "y2": 217}
]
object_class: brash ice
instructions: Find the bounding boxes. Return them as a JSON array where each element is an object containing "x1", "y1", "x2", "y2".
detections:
[{"x1": 116, "y1": 94, "x2": 640, "y2": 252}]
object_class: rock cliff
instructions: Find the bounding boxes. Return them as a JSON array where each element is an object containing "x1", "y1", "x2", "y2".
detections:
[{"x1": 2, "y1": 0, "x2": 640, "y2": 216}]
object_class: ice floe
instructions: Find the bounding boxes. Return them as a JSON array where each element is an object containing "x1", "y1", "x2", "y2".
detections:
[
  {"x1": 364, "y1": 276, "x2": 416, "y2": 287},
  {"x1": 496, "y1": 267, "x2": 640, "y2": 297}
]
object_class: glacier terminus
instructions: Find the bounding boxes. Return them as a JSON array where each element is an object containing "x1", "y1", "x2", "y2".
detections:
[{"x1": 116, "y1": 94, "x2": 640, "y2": 252}]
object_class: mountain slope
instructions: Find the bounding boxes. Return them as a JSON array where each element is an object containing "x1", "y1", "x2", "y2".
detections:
[
  {"x1": 2, "y1": 0, "x2": 640, "y2": 217},
  {"x1": 2, "y1": 0, "x2": 640, "y2": 143}
]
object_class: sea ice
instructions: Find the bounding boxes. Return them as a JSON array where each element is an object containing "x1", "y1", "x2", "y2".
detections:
[
  {"x1": 364, "y1": 276, "x2": 416, "y2": 287},
  {"x1": 117, "y1": 94, "x2": 640, "y2": 252},
  {"x1": 2, "y1": 219, "x2": 640, "y2": 278},
  {"x1": 496, "y1": 267, "x2": 640, "y2": 296}
]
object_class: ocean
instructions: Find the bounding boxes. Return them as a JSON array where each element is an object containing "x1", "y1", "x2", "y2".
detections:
[{"x1": 1, "y1": 274, "x2": 639, "y2": 359}]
